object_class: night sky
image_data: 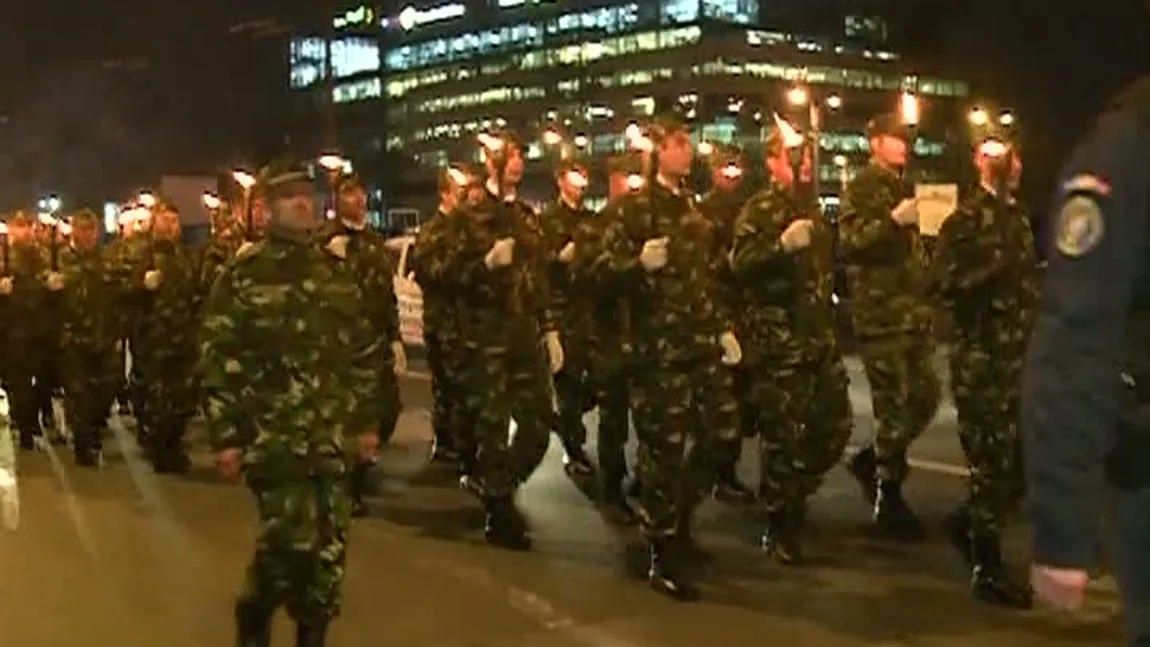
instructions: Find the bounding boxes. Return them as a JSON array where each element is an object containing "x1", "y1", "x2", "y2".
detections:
[{"x1": 0, "y1": 0, "x2": 1145, "y2": 208}]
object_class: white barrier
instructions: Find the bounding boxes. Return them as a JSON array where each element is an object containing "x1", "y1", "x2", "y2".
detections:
[{"x1": 0, "y1": 390, "x2": 20, "y2": 530}]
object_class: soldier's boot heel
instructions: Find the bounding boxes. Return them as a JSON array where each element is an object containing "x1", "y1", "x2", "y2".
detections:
[
  {"x1": 847, "y1": 446, "x2": 878, "y2": 504},
  {"x1": 760, "y1": 507, "x2": 804, "y2": 566},
  {"x1": 234, "y1": 599, "x2": 273, "y2": 647},
  {"x1": 970, "y1": 532, "x2": 1033, "y2": 610},
  {"x1": 945, "y1": 505, "x2": 974, "y2": 566},
  {"x1": 648, "y1": 538, "x2": 699, "y2": 602},
  {"x1": 295, "y1": 620, "x2": 329, "y2": 647},
  {"x1": 483, "y1": 497, "x2": 531, "y2": 551},
  {"x1": 873, "y1": 479, "x2": 927, "y2": 542}
]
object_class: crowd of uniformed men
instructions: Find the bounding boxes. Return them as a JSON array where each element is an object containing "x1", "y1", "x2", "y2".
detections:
[{"x1": 0, "y1": 105, "x2": 1041, "y2": 642}]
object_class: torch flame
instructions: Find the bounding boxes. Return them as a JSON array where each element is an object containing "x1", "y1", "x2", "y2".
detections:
[
  {"x1": 721, "y1": 163, "x2": 743, "y2": 179},
  {"x1": 0, "y1": 223, "x2": 7, "y2": 234},
  {"x1": 37, "y1": 213, "x2": 57, "y2": 227},
  {"x1": 978, "y1": 139, "x2": 1008, "y2": 158},
  {"x1": 626, "y1": 174, "x2": 645, "y2": 190},
  {"x1": 477, "y1": 133, "x2": 504, "y2": 151},
  {"x1": 772, "y1": 113, "x2": 804, "y2": 149},
  {"x1": 630, "y1": 135, "x2": 653, "y2": 152},
  {"x1": 59, "y1": 222, "x2": 72, "y2": 236},
  {"x1": 900, "y1": 92, "x2": 920, "y2": 126},
  {"x1": 446, "y1": 167, "x2": 469, "y2": 186}
]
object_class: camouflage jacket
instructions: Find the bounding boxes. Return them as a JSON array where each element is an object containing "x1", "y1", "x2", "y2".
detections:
[
  {"x1": 539, "y1": 199, "x2": 595, "y2": 343},
  {"x1": 570, "y1": 200, "x2": 633, "y2": 373},
  {"x1": 58, "y1": 245, "x2": 118, "y2": 353},
  {"x1": 698, "y1": 186, "x2": 747, "y2": 323},
  {"x1": 930, "y1": 186, "x2": 1041, "y2": 340},
  {"x1": 327, "y1": 221, "x2": 400, "y2": 348},
  {"x1": 443, "y1": 192, "x2": 555, "y2": 349},
  {"x1": 412, "y1": 210, "x2": 460, "y2": 342},
  {"x1": 198, "y1": 224, "x2": 385, "y2": 479},
  {"x1": 839, "y1": 161, "x2": 932, "y2": 339},
  {"x1": 105, "y1": 234, "x2": 149, "y2": 339},
  {"x1": 596, "y1": 180, "x2": 729, "y2": 364},
  {"x1": 730, "y1": 183, "x2": 837, "y2": 365},
  {"x1": 197, "y1": 222, "x2": 244, "y2": 299},
  {"x1": 135, "y1": 239, "x2": 202, "y2": 365},
  {"x1": 3, "y1": 243, "x2": 50, "y2": 347}
]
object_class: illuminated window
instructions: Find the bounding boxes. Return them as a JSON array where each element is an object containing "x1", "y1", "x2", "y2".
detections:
[
  {"x1": 701, "y1": 0, "x2": 758, "y2": 24},
  {"x1": 661, "y1": 0, "x2": 699, "y2": 23},
  {"x1": 333, "y1": 77, "x2": 382, "y2": 103},
  {"x1": 631, "y1": 96, "x2": 655, "y2": 115},
  {"x1": 845, "y1": 15, "x2": 887, "y2": 42},
  {"x1": 330, "y1": 37, "x2": 380, "y2": 78},
  {"x1": 290, "y1": 38, "x2": 327, "y2": 89},
  {"x1": 412, "y1": 85, "x2": 547, "y2": 114}
]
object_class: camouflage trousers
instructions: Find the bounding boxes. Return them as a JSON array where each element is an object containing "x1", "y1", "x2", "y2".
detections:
[
  {"x1": 462, "y1": 344, "x2": 552, "y2": 497},
  {"x1": 426, "y1": 332, "x2": 472, "y2": 456},
  {"x1": 588, "y1": 349, "x2": 631, "y2": 491},
  {"x1": 553, "y1": 340, "x2": 596, "y2": 452},
  {"x1": 631, "y1": 350, "x2": 740, "y2": 539},
  {"x1": 5, "y1": 346, "x2": 43, "y2": 443},
  {"x1": 858, "y1": 335, "x2": 941, "y2": 483},
  {"x1": 139, "y1": 358, "x2": 198, "y2": 459},
  {"x1": 242, "y1": 474, "x2": 353, "y2": 624},
  {"x1": 62, "y1": 348, "x2": 120, "y2": 454},
  {"x1": 950, "y1": 337, "x2": 1025, "y2": 535},
  {"x1": 751, "y1": 348, "x2": 853, "y2": 511}
]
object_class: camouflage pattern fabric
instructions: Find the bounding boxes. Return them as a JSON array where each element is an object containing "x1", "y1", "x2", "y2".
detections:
[
  {"x1": 931, "y1": 187, "x2": 1040, "y2": 534},
  {"x1": 199, "y1": 226, "x2": 385, "y2": 623},
  {"x1": 840, "y1": 162, "x2": 941, "y2": 481},
  {"x1": 2, "y1": 244, "x2": 49, "y2": 442},
  {"x1": 596, "y1": 182, "x2": 739, "y2": 538}
]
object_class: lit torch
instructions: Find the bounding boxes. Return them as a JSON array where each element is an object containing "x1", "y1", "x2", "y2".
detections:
[{"x1": 0, "y1": 222, "x2": 8, "y2": 276}]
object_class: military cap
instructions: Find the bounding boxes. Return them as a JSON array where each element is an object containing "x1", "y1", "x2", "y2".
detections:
[
  {"x1": 866, "y1": 113, "x2": 912, "y2": 141},
  {"x1": 606, "y1": 152, "x2": 644, "y2": 176},
  {"x1": 257, "y1": 157, "x2": 314, "y2": 194},
  {"x1": 335, "y1": 171, "x2": 364, "y2": 193}
]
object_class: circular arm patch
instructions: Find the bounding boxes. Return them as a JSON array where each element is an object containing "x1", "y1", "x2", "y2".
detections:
[{"x1": 1055, "y1": 195, "x2": 1104, "y2": 257}]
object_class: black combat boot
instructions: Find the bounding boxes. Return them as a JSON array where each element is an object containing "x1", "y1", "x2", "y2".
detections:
[
  {"x1": 349, "y1": 463, "x2": 371, "y2": 518},
  {"x1": 945, "y1": 505, "x2": 974, "y2": 567},
  {"x1": 873, "y1": 478, "x2": 926, "y2": 541},
  {"x1": 969, "y1": 531, "x2": 1033, "y2": 609},
  {"x1": 295, "y1": 620, "x2": 329, "y2": 647},
  {"x1": 234, "y1": 598, "x2": 273, "y2": 647},
  {"x1": 848, "y1": 446, "x2": 878, "y2": 504},
  {"x1": 760, "y1": 506, "x2": 803, "y2": 566},
  {"x1": 600, "y1": 473, "x2": 638, "y2": 526},
  {"x1": 648, "y1": 537, "x2": 699, "y2": 601},
  {"x1": 483, "y1": 496, "x2": 531, "y2": 551}
]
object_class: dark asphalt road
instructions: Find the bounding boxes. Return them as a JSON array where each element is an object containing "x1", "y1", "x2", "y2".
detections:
[{"x1": 0, "y1": 365, "x2": 1126, "y2": 646}]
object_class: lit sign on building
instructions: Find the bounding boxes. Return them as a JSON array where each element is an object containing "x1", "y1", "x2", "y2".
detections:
[
  {"x1": 392, "y1": 3, "x2": 466, "y2": 30},
  {"x1": 334, "y1": 5, "x2": 375, "y2": 29}
]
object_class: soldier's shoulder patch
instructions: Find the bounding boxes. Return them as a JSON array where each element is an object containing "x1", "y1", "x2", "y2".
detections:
[
  {"x1": 1062, "y1": 174, "x2": 1111, "y2": 196},
  {"x1": 1055, "y1": 195, "x2": 1105, "y2": 258}
]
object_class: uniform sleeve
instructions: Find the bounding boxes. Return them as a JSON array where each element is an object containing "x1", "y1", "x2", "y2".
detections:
[
  {"x1": 197, "y1": 267, "x2": 255, "y2": 452},
  {"x1": 729, "y1": 194, "x2": 791, "y2": 277},
  {"x1": 929, "y1": 207, "x2": 1006, "y2": 302},
  {"x1": 839, "y1": 174, "x2": 903, "y2": 261},
  {"x1": 367, "y1": 238, "x2": 401, "y2": 344},
  {"x1": 596, "y1": 199, "x2": 645, "y2": 288},
  {"x1": 1023, "y1": 111, "x2": 1150, "y2": 568}
]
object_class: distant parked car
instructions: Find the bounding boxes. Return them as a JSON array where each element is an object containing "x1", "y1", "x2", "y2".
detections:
[{"x1": 384, "y1": 233, "x2": 424, "y2": 347}]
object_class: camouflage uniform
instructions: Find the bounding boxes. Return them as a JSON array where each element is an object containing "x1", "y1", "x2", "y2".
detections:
[
  {"x1": 197, "y1": 215, "x2": 244, "y2": 295},
  {"x1": 540, "y1": 197, "x2": 596, "y2": 464},
  {"x1": 108, "y1": 232, "x2": 151, "y2": 427},
  {"x1": 2, "y1": 230, "x2": 51, "y2": 448},
  {"x1": 58, "y1": 224, "x2": 120, "y2": 464},
  {"x1": 413, "y1": 209, "x2": 473, "y2": 470},
  {"x1": 34, "y1": 230, "x2": 64, "y2": 434},
  {"x1": 133, "y1": 236, "x2": 203, "y2": 471},
  {"x1": 441, "y1": 188, "x2": 553, "y2": 543},
  {"x1": 839, "y1": 157, "x2": 941, "y2": 531},
  {"x1": 200, "y1": 174, "x2": 384, "y2": 640},
  {"x1": 324, "y1": 210, "x2": 403, "y2": 515},
  {"x1": 597, "y1": 175, "x2": 740, "y2": 590},
  {"x1": 730, "y1": 182, "x2": 853, "y2": 558},
  {"x1": 931, "y1": 183, "x2": 1038, "y2": 606}
]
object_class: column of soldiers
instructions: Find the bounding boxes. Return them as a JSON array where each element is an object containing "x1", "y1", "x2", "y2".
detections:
[{"x1": 411, "y1": 109, "x2": 1038, "y2": 608}]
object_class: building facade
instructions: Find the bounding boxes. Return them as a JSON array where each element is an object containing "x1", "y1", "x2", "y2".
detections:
[{"x1": 291, "y1": 0, "x2": 976, "y2": 219}]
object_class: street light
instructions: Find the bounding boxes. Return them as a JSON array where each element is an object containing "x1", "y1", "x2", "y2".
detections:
[
  {"x1": 968, "y1": 107, "x2": 989, "y2": 127},
  {"x1": 137, "y1": 192, "x2": 156, "y2": 208},
  {"x1": 542, "y1": 129, "x2": 562, "y2": 146},
  {"x1": 202, "y1": 192, "x2": 221, "y2": 210},
  {"x1": 999, "y1": 111, "x2": 1015, "y2": 127},
  {"x1": 833, "y1": 154, "x2": 848, "y2": 167},
  {"x1": 231, "y1": 170, "x2": 256, "y2": 190},
  {"x1": 825, "y1": 94, "x2": 843, "y2": 110},
  {"x1": 697, "y1": 141, "x2": 714, "y2": 156},
  {"x1": 317, "y1": 154, "x2": 346, "y2": 172},
  {"x1": 899, "y1": 92, "x2": 920, "y2": 126},
  {"x1": 787, "y1": 86, "x2": 809, "y2": 106},
  {"x1": 573, "y1": 134, "x2": 588, "y2": 148}
]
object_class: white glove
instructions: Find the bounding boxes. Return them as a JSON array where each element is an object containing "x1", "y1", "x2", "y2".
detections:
[
  {"x1": 544, "y1": 331, "x2": 564, "y2": 375},
  {"x1": 558, "y1": 241, "x2": 576, "y2": 264},
  {"x1": 780, "y1": 219, "x2": 814, "y2": 251},
  {"x1": 891, "y1": 198, "x2": 919, "y2": 226},
  {"x1": 46, "y1": 272, "x2": 65, "y2": 292},
  {"x1": 236, "y1": 241, "x2": 258, "y2": 258},
  {"x1": 639, "y1": 237, "x2": 669, "y2": 272},
  {"x1": 144, "y1": 269, "x2": 163, "y2": 291},
  {"x1": 0, "y1": 277, "x2": 11, "y2": 296},
  {"x1": 718, "y1": 331, "x2": 742, "y2": 366},
  {"x1": 391, "y1": 341, "x2": 408, "y2": 376},
  {"x1": 484, "y1": 237, "x2": 516, "y2": 269}
]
